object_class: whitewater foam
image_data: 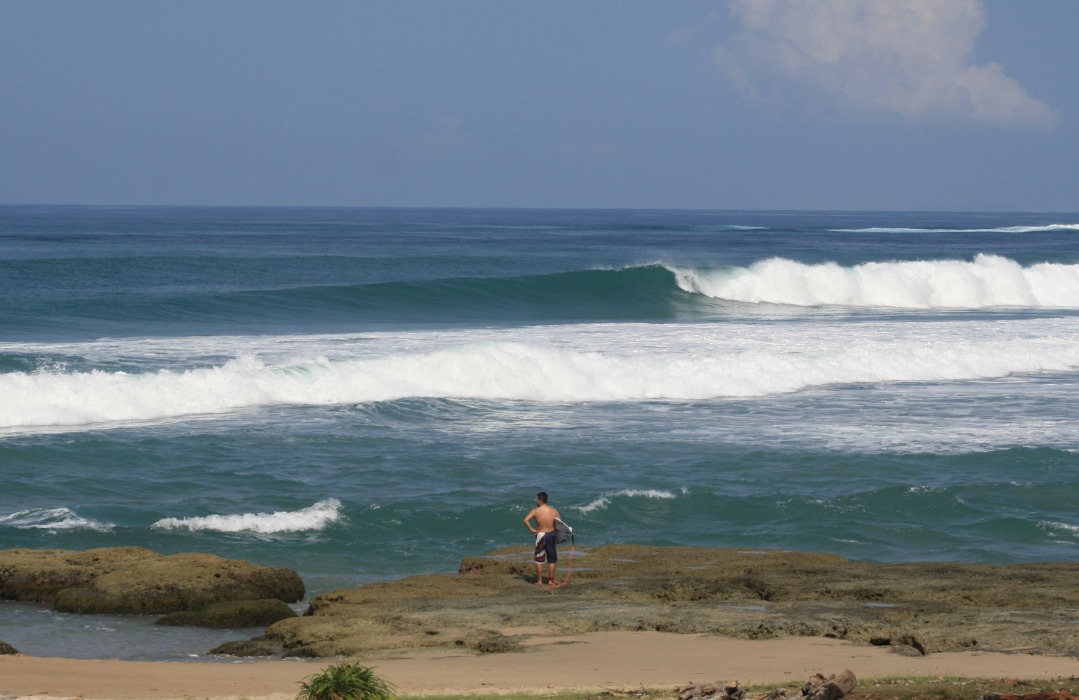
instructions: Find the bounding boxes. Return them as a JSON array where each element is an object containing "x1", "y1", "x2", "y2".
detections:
[
  {"x1": 151, "y1": 498, "x2": 343, "y2": 534},
  {"x1": 577, "y1": 489, "x2": 678, "y2": 514},
  {"x1": 4, "y1": 317, "x2": 1079, "y2": 433},
  {"x1": 0, "y1": 507, "x2": 114, "y2": 532},
  {"x1": 671, "y1": 255, "x2": 1079, "y2": 308},
  {"x1": 834, "y1": 224, "x2": 1079, "y2": 234},
  {"x1": 1039, "y1": 521, "x2": 1079, "y2": 537}
]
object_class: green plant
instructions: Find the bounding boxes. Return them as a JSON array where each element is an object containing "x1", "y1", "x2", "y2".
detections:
[{"x1": 297, "y1": 661, "x2": 395, "y2": 700}]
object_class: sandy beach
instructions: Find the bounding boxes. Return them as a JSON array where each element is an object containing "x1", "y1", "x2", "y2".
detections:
[{"x1": 3, "y1": 631, "x2": 1079, "y2": 700}]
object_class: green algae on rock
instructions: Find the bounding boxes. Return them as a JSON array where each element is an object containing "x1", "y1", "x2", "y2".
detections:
[
  {"x1": 156, "y1": 598, "x2": 298, "y2": 628},
  {"x1": 0, "y1": 547, "x2": 304, "y2": 615},
  {"x1": 242, "y1": 545, "x2": 1079, "y2": 659}
]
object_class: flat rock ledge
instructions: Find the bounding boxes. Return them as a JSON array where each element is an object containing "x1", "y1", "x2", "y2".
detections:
[
  {"x1": 242, "y1": 545, "x2": 1079, "y2": 659},
  {"x1": 0, "y1": 546, "x2": 304, "y2": 616}
]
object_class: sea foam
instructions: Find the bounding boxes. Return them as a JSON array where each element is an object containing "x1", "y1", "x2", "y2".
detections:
[
  {"x1": 1038, "y1": 520, "x2": 1079, "y2": 538},
  {"x1": 578, "y1": 489, "x2": 679, "y2": 514},
  {"x1": 0, "y1": 507, "x2": 114, "y2": 532},
  {"x1": 834, "y1": 224, "x2": 1079, "y2": 234},
  {"x1": 3, "y1": 316, "x2": 1079, "y2": 432},
  {"x1": 671, "y1": 255, "x2": 1079, "y2": 308},
  {"x1": 151, "y1": 498, "x2": 343, "y2": 534}
]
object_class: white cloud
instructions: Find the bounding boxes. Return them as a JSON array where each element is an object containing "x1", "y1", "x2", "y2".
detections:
[{"x1": 715, "y1": 0, "x2": 1059, "y2": 129}]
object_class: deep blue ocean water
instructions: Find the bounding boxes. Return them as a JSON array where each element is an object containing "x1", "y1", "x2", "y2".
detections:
[{"x1": 2, "y1": 206, "x2": 1079, "y2": 659}]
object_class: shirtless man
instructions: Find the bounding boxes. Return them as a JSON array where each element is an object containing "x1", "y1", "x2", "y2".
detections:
[{"x1": 523, "y1": 491, "x2": 560, "y2": 587}]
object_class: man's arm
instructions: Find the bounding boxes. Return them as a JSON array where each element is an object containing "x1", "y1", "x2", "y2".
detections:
[{"x1": 523, "y1": 508, "x2": 538, "y2": 533}]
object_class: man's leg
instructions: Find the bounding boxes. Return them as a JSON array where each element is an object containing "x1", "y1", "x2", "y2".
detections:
[
  {"x1": 534, "y1": 533, "x2": 547, "y2": 585},
  {"x1": 547, "y1": 562, "x2": 556, "y2": 586}
]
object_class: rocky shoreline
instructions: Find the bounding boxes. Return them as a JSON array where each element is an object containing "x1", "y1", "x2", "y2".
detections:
[
  {"x1": 4, "y1": 545, "x2": 1079, "y2": 661},
  {"x1": 0, "y1": 546, "x2": 302, "y2": 629}
]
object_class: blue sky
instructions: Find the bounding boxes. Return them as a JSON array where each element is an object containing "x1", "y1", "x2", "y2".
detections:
[{"x1": 2, "y1": 1, "x2": 1077, "y2": 211}]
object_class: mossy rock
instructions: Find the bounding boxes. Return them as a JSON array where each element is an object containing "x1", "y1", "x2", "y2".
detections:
[
  {"x1": 0, "y1": 546, "x2": 159, "y2": 603},
  {"x1": 0, "y1": 640, "x2": 19, "y2": 655},
  {"x1": 157, "y1": 598, "x2": 298, "y2": 628},
  {"x1": 51, "y1": 552, "x2": 304, "y2": 614},
  {"x1": 208, "y1": 635, "x2": 284, "y2": 657},
  {"x1": 1, "y1": 547, "x2": 304, "y2": 615},
  {"x1": 460, "y1": 629, "x2": 523, "y2": 654}
]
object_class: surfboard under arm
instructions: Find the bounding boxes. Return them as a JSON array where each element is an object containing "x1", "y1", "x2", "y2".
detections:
[{"x1": 554, "y1": 517, "x2": 573, "y2": 544}]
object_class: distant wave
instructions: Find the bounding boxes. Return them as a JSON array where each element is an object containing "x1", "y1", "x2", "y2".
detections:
[
  {"x1": 835, "y1": 224, "x2": 1079, "y2": 234},
  {"x1": 9, "y1": 256, "x2": 1079, "y2": 333},
  {"x1": 6, "y1": 265, "x2": 688, "y2": 327},
  {"x1": 578, "y1": 489, "x2": 679, "y2": 514},
  {"x1": 0, "y1": 507, "x2": 114, "y2": 532},
  {"x1": 672, "y1": 255, "x2": 1079, "y2": 308},
  {"x1": 4, "y1": 316, "x2": 1079, "y2": 432},
  {"x1": 151, "y1": 498, "x2": 343, "y2": 534}
]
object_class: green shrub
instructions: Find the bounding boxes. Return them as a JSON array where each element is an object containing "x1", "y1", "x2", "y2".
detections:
[{"x1": 297, "y1": 661, "x2": 395, "y2": 700}]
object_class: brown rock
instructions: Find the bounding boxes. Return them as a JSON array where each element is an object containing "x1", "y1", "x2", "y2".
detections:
[
  {"x1": 802, "y1": 670, "x2": 856, "y2": 700},
  {"x1": 0, "y1": 547, "x2": 158, "y2": 603},
  {"x1": 156, "y1": 598, "x2": 298, "y2": 628},
  {"x1": 233, "y1": 544, "x2": 1079, "y2": 658},
  {"x1": 0, "y1": 547, "x2": 304, "y2": 615},
  {"x1": 208, "y1": 635, "x2": 284, "y2": 657}
]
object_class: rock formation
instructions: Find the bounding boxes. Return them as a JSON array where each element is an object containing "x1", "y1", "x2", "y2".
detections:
[
  {"x1": 239, "y1": 545, "x2": 1079, "y2": 658},
  {"x1": 0, "y1": 547, "x2": 304, "y2": 615}
]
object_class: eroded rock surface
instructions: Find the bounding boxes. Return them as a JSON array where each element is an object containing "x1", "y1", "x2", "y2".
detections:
[
  {"x1": 0, "y1": 547, "x2": 304, "y2": 615},
  {"x1": 156, "y1": 598, "x2": 298, "y2": 628},
  {"x1": 255, "y1": 545, "x2": 1079, "y2": 659}
]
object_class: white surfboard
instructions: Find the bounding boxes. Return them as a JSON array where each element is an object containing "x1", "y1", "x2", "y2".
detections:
[{"x1": 554, "y1": 517, "x2": 573, "y2": 545}]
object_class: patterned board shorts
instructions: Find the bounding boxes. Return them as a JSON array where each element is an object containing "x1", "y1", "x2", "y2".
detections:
[{"x1": 534, "y1": 530, "x2": 558, "y2": 564}]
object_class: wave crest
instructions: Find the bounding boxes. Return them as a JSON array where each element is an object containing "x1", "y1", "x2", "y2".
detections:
[
  {"x1": 672, "y1": 255, "x2": 1079, "y2": 308},
  {"x1": 835, "y1": 224, "x2": 1079, "y2": 234},
  {"x1": 5, "y1": 316, "x2": 1079, "y2": 432},
  {"x1": 0, "y1": 507, "x2": 114, "y2": 532},
  {"x1": 151, "y1": 498, "x2": 343, "y2": 534},
  {"x1": 577, "y1": 489, "x2": 679, "y2": 515}
]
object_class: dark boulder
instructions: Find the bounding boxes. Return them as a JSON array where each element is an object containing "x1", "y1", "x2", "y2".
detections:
[
  {"x1": 208, "y1": 635, "x2": 285, "y2": 657},
  {"x1": 157, "y1": 598, "x2": 298, "y2": 628}
]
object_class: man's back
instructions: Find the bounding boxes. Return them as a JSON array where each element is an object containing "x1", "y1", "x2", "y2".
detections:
[{"x1": 532, "y1": 503, "x2": 559, "y2": 532}]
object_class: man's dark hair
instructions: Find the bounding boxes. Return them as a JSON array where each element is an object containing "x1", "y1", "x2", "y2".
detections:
[{"x1": 537, "y1": 491, "x2": 548, "y2": 504}]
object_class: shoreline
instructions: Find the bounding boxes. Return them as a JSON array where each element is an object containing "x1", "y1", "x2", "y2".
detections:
[{"x1": 3, "y1": 632, "x2": 1079, "y2": 699}]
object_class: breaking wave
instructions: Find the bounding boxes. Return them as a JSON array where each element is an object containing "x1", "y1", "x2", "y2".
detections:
[
  {"x1": 4, "y1": 315, "x2": 1079, "y2": 433},
  {"x1": 151, "y1": 498, "x2": 344, "y2": 534},
  {"x1": 672, "y1": 255, "x2": 1079, "y2": 308},
  {"x1": 0, "y1": 507, "x2": 115, "y2": 532},
  {"x1": 835, "y1": 224, "x2": 1079, "y2": 234},
  {"x1": 577, "y1": 489, "x2": 680, "y2": 514}
]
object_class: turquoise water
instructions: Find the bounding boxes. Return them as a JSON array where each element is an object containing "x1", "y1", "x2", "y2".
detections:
[{"x1": 2, "y1": 206, "x2": 1079, "y2": 658}]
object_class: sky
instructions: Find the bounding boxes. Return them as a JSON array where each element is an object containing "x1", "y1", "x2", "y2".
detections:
[{"x1": 1, "y1": 0, "x2": 1077, "y2": 212}]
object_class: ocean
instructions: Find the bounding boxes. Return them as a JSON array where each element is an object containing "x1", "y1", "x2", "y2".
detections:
[{"x1": 1, "y1": 205, "x2": 1078, "y2": 660}]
